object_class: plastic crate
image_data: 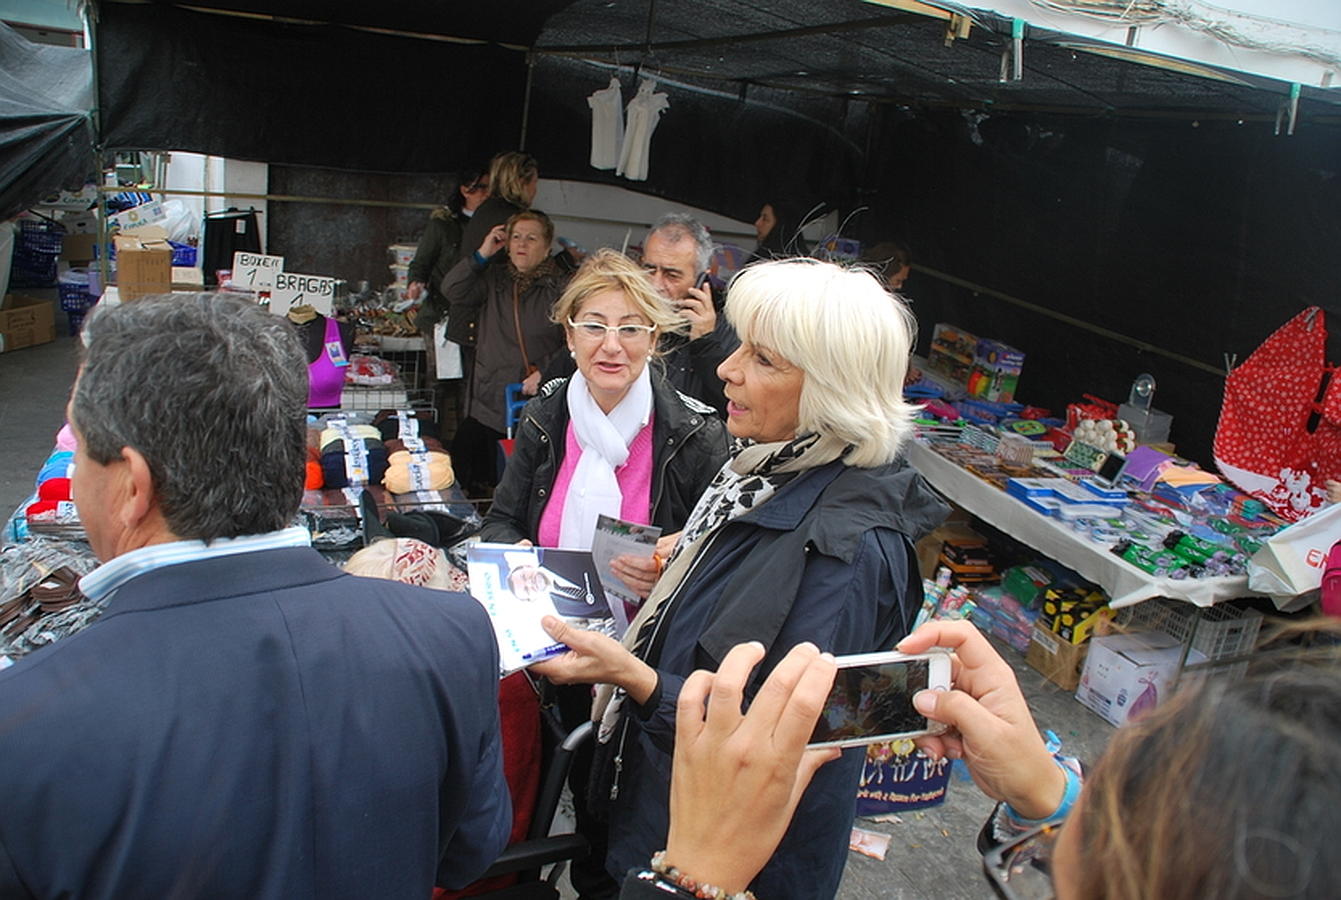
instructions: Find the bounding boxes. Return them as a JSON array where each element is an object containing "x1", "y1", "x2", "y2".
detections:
[
  {"x1": 1116, "y1": 599, "x2": 1263, "y2": 678},
  {"x1": 67, "y1": 310, "x2": 88, "y2": 336},
  {"x1": 57, "y1": 268, "x2": 95, "y2": 312},
  {"x1": 11, "y1": 221, "x2": 64, "y2": 288}
]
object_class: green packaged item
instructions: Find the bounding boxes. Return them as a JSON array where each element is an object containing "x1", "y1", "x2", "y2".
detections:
[{"x1": 1002, "y1": 565, "x2": 1052, "y2": 608}]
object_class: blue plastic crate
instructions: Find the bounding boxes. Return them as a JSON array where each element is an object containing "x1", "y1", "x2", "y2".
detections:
[
  {"x1": 168, "y1": 241, "x2": 197, "y2": 267},
  {"x1": 11, "y1": 221, "x2": 64, "y2": 288},
  {"x1": 56, "y1": 269, "x2": 93, "y2": 312}
]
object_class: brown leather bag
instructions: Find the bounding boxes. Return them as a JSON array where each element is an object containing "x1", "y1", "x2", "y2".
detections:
[{"x1": 512, "y1": 282, "x2": 540, "y2": 379}]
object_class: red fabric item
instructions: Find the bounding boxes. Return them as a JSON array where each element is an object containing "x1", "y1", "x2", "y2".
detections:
[
  {"x1": 304, "y1": 447, "x2": 324, "y2": 489},
  {"x1": 432, "y1": 673, "x2": 542, "y2": 899},
  {"x1": 1322, "y1": 541, "x2": 1341, "y2": 618},
  {"x1": 38, "y1": 477, "x2": 72, "y2": 501},
  {"x1": 1214, "y1": 307, "x2": 1341, "y2": 521}
]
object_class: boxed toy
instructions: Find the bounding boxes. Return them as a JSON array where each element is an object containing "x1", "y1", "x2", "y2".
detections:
[
  {"x1": 926, "y1": 323, "x2": 978, "y2": 386},
  {"x1": 1039, "y1": 587, "x2": 1112, "y2": 644},
  {"x1": 1075, "y1": 631, "x2": 1205, "y2": 726},
  {"x1": 967, "y1": 338, "x2": 1024, "y2": 403}
]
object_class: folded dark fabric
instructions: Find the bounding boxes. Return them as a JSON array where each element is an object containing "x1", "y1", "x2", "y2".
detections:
[{"x1": 320, "y1": 446, "x2": 390, "y2": 488}]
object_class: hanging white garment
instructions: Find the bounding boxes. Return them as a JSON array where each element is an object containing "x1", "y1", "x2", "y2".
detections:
[
  {"x1": 616, "y1": 78, "x2": 669, "y2": 182},
  {"x1": 588, "y1": 77, "x2": 624, "y2": 170}
]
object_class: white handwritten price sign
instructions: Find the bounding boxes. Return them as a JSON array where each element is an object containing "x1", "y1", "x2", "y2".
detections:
[
  {"x1": 270, "y1": 272, "x2": 338, "y2": 316},
  {"x1": 231, "y1": 252, "x2": 285, "y2": 291}
]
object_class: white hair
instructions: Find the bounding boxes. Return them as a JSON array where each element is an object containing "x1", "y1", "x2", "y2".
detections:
[{"x1": 725, "y1": 259, "x2": 919, "y2": 467}]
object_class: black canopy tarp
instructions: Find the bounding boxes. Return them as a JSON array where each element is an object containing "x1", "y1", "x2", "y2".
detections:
[
  {"x1": 95, "y1": 3, "x2": 547, "y2": 174},
  {"x1": 84, "y1": 0, "x2": 1341, "y2": 461},
  {"x1": 0, "y1": 22, "x2": 95, "y2": 220}
]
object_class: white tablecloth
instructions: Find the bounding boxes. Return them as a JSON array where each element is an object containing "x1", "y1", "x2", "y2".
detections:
[{"x1": 905, "y1": 440, "x2": 1250, "y2": 608}]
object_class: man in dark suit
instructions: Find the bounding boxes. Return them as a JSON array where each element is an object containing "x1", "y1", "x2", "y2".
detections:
[{"x1": 0, "y1": 294, "x2": 510, "y2": 899}]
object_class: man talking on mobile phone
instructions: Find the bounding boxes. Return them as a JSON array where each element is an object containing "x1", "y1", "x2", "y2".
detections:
[{"x1": 640, "y1": 213, "x2": 740, "y2": 416}]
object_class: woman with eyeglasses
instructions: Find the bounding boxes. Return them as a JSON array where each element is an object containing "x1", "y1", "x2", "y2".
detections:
[
  {"x1": 442, "y1": 209, "x2": 569, "y2": 496},
  {"x1": 480, "y1": 248, "x2": 729, "y2": 900},
  {"x1": 531, "y1": 258, "x2": 948, "y2": 900},
  {"x1": 480, "y1": 248, "x2": 728, "y2": 552}
]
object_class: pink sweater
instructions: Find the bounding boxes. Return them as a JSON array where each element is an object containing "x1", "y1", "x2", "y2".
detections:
[{"x1": 537, "y1": 416, "x2": 655, "y2": 547}]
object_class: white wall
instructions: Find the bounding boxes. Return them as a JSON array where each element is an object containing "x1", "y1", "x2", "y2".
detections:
[
  {"x1": 533, "y1": 179, "x2": 836, "y2": 256},
  {"x1": 533, "y1": 180, "x2": 754, "y2": 256},
  {"x1": 161, "y1": 154, "x2": 269, "y2": 249}
]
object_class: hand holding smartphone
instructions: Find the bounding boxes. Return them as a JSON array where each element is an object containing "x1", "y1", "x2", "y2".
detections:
[{"x1": 806, "y1": 649, "x2": 952, "y2": 748}]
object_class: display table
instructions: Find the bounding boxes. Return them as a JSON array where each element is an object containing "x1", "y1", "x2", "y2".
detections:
[{"x1": 905, "y1": 440, "x2": 1250, "y2": 608}]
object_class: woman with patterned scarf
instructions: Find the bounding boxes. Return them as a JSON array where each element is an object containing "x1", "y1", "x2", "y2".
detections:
[
  {"x1": 533, "y1": 258, "x2": 949, "y2": 900},
  {"x1": 443, "y1": 209, "x2": 569, "y2": 495}
]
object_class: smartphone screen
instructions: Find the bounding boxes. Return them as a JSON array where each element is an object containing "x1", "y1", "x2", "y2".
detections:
[{"x1": 809, "y1": 659, "x2": 931, "y2": 745}]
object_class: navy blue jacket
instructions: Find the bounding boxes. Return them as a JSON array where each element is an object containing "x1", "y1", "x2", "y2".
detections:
[
  {"x1": 0, "y1": 547, "x2": 510, "y2": 900},
  {"x1": 606, "y1": 458, "x2": 948, "y2": 899}
]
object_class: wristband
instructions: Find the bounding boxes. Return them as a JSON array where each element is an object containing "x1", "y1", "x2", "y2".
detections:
[{"x1": 1004, "y1": 756, "x2": 1082, "y2": 826}]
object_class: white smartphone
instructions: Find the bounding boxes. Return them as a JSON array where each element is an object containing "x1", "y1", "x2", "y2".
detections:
[{"x1": 806, "y1": 649, "x2": 953, "y2": 749}]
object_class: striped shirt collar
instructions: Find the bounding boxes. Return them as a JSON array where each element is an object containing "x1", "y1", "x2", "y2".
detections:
[{"x1": 78, "y1": 526, "x2": 312, "y2": 604}]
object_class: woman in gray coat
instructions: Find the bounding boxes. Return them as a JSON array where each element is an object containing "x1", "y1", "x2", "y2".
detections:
[{"x1": 442, "y1": 209, "x2": 567, "y2": 495}]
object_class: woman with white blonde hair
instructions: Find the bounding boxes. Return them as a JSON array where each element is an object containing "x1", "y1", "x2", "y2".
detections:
[{"x1": 534, "y1": 258, "x2": 949, "y2": 899}]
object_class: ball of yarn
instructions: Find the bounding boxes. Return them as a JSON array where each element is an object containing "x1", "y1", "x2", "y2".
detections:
[{"x1": 383, "y1": 450, "x2": 455, "y2": 493}]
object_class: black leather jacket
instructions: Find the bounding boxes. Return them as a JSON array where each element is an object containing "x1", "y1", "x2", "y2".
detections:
[{"x1": 479, "y1": 374, "x2": 730, "y2": 544}]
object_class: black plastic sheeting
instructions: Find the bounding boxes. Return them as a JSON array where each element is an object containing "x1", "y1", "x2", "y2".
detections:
[
  {"x1": 539, "y1": 0, "x2": 1327, "y2": 119},
  {"x1": 85, "y1": 0, "x2": 1341, "y2": 463},
  {"x1": 96, "y1": 4, "x2": 536, "y2": 173},
  {"x1": 525, "y1": 55, "x2": 866, "y2": 223},
  {"x1": 861, "y1": 109, "x2": 1341, "y2": 463},
  {"x1": 0, "y1": 23, "x2": 95, "y2": 221}
]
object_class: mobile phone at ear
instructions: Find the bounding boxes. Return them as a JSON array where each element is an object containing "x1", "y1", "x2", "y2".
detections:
[
  {"x1": 806, "y1": 649, "x2": 952, "y2": 749},
  {"x1": 675, "y1": 272, "x2": 711, "y2": 311}
]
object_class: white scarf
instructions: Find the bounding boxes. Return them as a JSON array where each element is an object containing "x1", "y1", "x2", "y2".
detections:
[{"x1": 558, "y1": 367, "x2": 654, "y2": 549}]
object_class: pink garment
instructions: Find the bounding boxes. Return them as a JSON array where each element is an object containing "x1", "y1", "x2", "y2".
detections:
[
  {"x1": 55, "y1": 423, "x2": 77, "y2": 452},
  {"x1": 307, "y1": 316, "x2": 347, "y2": 408},
  {"x1": 538, "y1": 417, "x2": 655, "y2": 547}
]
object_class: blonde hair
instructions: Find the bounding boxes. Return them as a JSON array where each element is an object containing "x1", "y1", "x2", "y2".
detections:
[
  {"x1": 343, "y1": 538, "x2": 454, "y2": 589},
  {"x1": 551, "y1": 248, "x2": 686, "y2": 342},
  {"x1": 724, "y1": 259, "x2": 919, "y2": 467},
  {"x1": 489, "y1": 151, "x2": 539, "y2": 208}
]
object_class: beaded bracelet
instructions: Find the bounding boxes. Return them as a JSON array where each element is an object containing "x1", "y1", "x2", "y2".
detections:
[{"x1": 650, "y1": 851, "x2": 758, "y2": 900}]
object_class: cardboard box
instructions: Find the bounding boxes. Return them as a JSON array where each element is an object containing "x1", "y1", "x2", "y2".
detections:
[
  {"x1": 60, "y1": 233, "x2": 98, "y2": 264},
  {"x1": 114, "y1": 227, "x2": 172, "y2": 300},
  {"x1": 1074, "y1": 631, "x2": 1205, "y2": 726},
  {"x1": 171, "y1": 267, "x2": 204, "y2": 291},
  {"x1": 1026, "y1": 626, "x2": 1088, "y2": 691},
  {"x1": 0, "y1": 294, "x2": 57, "y2": 352}
]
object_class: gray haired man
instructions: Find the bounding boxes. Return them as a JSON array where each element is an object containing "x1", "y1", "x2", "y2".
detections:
[
  {"x1": 641, "y1": 213, "x2": 739, "y2": 416},
  {"x1": 0, "y1": 294, "x2": 510, "y2": 898}
]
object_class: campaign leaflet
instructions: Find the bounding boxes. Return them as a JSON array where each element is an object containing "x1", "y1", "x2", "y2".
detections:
[
  {"x1": 465, "y1": 543, "x2": 613, "y2": 673},
  {"x1": 589, "y1": 515, "x2": 661, "y2": 638}
]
